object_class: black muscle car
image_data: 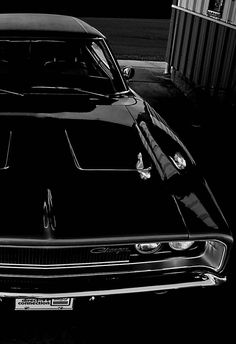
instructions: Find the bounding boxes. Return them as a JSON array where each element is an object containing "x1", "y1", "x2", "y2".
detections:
[{"x1": 0, "y1": 13, "x2": 233, "y2": 310}]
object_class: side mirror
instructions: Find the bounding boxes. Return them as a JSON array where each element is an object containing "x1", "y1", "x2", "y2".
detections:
[{"x1": 122, "y1": 66, "x2": 135, "y2": 80}]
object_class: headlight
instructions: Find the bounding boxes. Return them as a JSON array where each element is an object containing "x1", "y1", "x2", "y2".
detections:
[
  {"x1": 169, "y1": 241, "x2": 194, "y2": 251},
  {"x1": 135, "y1": 242, "x2": 161, "y2": 254}
]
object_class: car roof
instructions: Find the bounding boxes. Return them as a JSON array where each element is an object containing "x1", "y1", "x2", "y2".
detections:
[{"x1": 0, "y1": 13, "x2": 105, "y2": 39}]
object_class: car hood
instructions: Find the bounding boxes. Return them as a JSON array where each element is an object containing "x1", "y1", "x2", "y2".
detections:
[{"x1": 0, "y1": 96, "x2": 190, "y2": 243}]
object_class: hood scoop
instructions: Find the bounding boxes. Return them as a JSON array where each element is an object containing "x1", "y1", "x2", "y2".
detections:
[
  {"x1": 1, "y1": 117, "x2": 151, "y2": 174},
  {"x1": 2, "y1": 119, "x2": 75, "y2": 175},
  {"x1": 65, "y1": 120, "x2": 146, "y2": 170}
]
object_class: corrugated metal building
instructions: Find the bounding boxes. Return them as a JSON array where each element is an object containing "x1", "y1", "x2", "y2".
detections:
[{"x1": 166, "y1": 0, "x2": 236, "y2": 106}]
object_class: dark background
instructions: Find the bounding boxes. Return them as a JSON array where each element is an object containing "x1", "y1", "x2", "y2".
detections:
[{"x1": 1, "y1": 0, "x2": 173, "y2": 18}]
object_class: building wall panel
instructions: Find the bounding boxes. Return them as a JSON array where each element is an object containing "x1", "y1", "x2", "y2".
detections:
[
  {"x1": 166, "y1": 6, "x2": 178, "y2": 68},
  {"x1": 173, "y1": 10, "x2": 186, "y2": 69},
  {"x1": 202, "y1": 0, "x2": 210, "y2": 15},
  {"x1": 192, "y1": 0, "x2": 198, "y2": 11},
  {"x1": 222, "y1": 0, "x2": 231, "y2": 21},
  {"x1": 195, "y1": 0, "x2": 204, "y2": 13},
  {"x1": 185, "y1": 16, "x2": 201, "y2": 79},
  {"x1": 176, "y1": 0, "x2": 236, "y2": 22},
  {"x1": 228, "y1": 0, "x2": 236, "y2": 24},
  {"x1": 209, "y1": 25, "x2": 228, "y2": 91},
  {"x1": 166, "y1": 3, "x2": 236, "y2": 102},
  {"x1": 187, "y1": 0, "x2": 197, "y2": 11},
  {"x1": 179, "y1": 13, "x2": 193, "y2": 73},
  {"x1": 200, "y1": 22, "x2": 218, "y2": 88},
  {"x1": 167, "y1": 7, "x2": 181, "y2": 67},
  {"x1": 179, "y1": 0, "x2": 187, "y2": 8},
  {"x1": 218, "y1": 28, "x2": 236, "y2": 89},
  {"x1": 179, "y1": 0, "x2": 209, "y2": 13},
  {"x1": 192, "y1": 18, "x2": 209, "y2": 85}
]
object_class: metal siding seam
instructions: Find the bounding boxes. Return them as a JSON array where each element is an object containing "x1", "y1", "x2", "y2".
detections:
[
  {"x1": 193, "y1": 18, "x2": 209, "y2": 85},
  {"x1": 228, "y1": 0, "x2": 236, "y2": 24},
  {"x1": 174, "y1": 10, "x2": 186, "y2": 69},
  {"x1": 230, "y1": 50, "x2": 236, "y2": 102},
  {"x1": 170, "y1": 8, "x2": 181, "y2": 67},
  {"x1": 200, "y1": 0, "x2": 205, "y2": 14},
  {"x1": 219, "y1": 28, "x2": 236, "y2": 89},
  {"x1": 186, "y1": 15, "x2": 201, "y2": 79},
  {"x1": 203, "y1": 0, "x2": 210, "y2": 15},
  {"x1": 201, "y1": 22, "x2": 218, "y2": 89},
  {"x1": 192, "y1": 0, "x2": 198, "y2": 12},
  {"x1": 179, "y1": 13, "x2": 193, "y2": 74},
  {"x1": 222, "y1": 0, "x2": 231, "y2": 22},
  {"x1": 166, "y1": 6, "x2": 177, "y2": 64},
  {"x1": 195, "y1": 0, "x2": 203, "y2": 13},
  {"x1": 228, "y1": 0, "x2": 233, "y2": 22},
  {"x1": 198, "y1": 0, "x2": 205, "y2": 14},
  {"x1": 188, "y1": 0, "x2": 195, "y2": 10},
  {"x1": 209, "y1": 25, "x2": 228, "y2": 90},
  {"x1": 227, "y1": 31, "x2": 236, "y2": 90}
]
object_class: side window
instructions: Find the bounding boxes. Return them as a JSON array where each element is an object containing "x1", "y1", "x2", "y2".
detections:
[
  {"x1": 89, "y1": 42, "x2": 113, "y2": 79},
  {"x1": 91, "y1": 42, "x2": 110, "y2": 69}
]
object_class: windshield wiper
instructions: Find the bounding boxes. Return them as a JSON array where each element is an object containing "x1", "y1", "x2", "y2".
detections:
[
  {"x1": 31, "y1": 86, "x2": 111, "y2": 99},
  {"x1": 0, "y1": 88, "x2": 24, "y2": 97}
]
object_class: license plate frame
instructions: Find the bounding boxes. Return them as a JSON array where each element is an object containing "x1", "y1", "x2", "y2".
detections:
[{"x1": 15, "y1": 297, "x2": 74, "y2": 311}]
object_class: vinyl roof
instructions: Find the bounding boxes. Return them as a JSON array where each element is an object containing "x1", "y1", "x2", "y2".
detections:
[{"x1": 0, "y1": 13, "x2": 105, "y2": 38}]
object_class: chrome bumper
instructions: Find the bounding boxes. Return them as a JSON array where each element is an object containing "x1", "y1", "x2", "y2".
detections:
[{"x1": 0, "y1": 273, "x2": 226, "y2": 298}]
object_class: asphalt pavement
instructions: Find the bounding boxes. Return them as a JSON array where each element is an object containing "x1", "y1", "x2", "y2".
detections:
[{"x1": 0, "y1": 60, "x2": 234, "y2": 344}]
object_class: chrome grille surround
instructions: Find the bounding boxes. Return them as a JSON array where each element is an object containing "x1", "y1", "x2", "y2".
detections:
[
  {"x1": 0, "y1": 241, "x2": 228, "y2": 296},
  {"x1": 0, "y1": 245, "x2": 132, "y2": 267},
  {"x1": 0, "y1": 240, "x2": 227, "y2": 274}
]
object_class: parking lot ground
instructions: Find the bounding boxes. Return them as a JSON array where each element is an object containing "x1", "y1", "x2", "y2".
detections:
[{"x1": 119, "y1": 60, "x2": 204, "y2": 135}]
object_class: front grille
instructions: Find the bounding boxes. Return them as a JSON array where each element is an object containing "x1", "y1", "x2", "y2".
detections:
[{"x1": 0, "y1": 246, "x2": 131, "y2": 266}]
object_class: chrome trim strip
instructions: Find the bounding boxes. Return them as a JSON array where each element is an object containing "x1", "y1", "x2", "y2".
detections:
[
  {"x1": 0, "y1": 130, "x2": 12, "y2": 170},
  {"x1": 0, "y1": 259, "x2": 130, "y2": 269},
  {"x1": 172, "y1": 195, "x2": 187, "y2": 228},
  {"x1": 0, "y1": 241, "x2": 227, "y2": 272},
  {"x1": 65, "y1": 129, "x2": 148, "y2": 174},
  {"x1": 0, "y1": 259, "x2": 224, "y2": 275},
  {"x1": 0, "y1": 273, "x2": 225, "y2": 298},
  {"x1": 0, "y1": 244, "x2": 131, "y2": 249},
  {"x1": 102, "y1": 39, "x2": 128, "y2": 91}
]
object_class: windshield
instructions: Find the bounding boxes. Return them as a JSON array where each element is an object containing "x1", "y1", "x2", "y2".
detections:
[{"x1": 0, "y1": 38, "x2": 127, "y2": 95}]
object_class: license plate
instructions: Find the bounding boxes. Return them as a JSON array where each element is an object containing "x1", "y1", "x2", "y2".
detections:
[{"x1": 15, "y1": 297, "x2": 74, "y2": 310}]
